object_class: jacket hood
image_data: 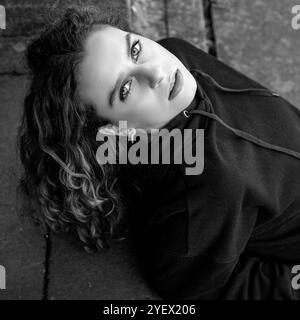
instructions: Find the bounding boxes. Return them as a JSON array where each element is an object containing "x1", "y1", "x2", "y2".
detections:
[{"x1": 186, "y1": 68, "x2": 300, "y2": 162}]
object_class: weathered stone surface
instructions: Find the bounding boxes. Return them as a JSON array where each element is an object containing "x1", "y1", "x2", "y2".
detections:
[
  {"x1": 0, "y1": 37, "x2": 31, "y2": 73},
  {"x1": 0, "y1": 0, "x2": 128, "y2": 37},
  {"x1": 0, "y1": 0, "x2": 129, "y2": 73},
  {"x1": 48, "y1": 233, "x2": 159, "y2": 300},
  {"x1": 0, "y1": 75, "x2": 45, "y2": 299},
  {"x1": 129, "y1": 0, "x2": 207, "y2": 50},
  {"x1": 129, "y1": 0, "x2": 168, "y2": 40},
  {"x1": 212, "y1": 0, "x2": 300, "y2": 107},
  {"x1": 167, "y1": 0, "x2": 207, "y2": 51}
]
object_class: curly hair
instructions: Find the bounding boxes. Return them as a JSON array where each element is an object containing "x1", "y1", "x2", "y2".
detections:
[{"x1": 16, "y1": 5, "x2": 137, "y2": 253}]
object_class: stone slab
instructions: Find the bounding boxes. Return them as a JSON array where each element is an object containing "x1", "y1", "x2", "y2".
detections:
[
  {"x1": 212, "y1": 0, "x2": 300, "y2": 107},
  {"x1": 0, "y1": 0, "x2": 128, "y2": 37},
  {"x1": 129, "y1": 0, "x2": 168, "y2": 40},
  {"x1": 129, "y1": 0, "x2": 207, "y2": 50},
  {"x1": 0, "y1": 75, "x2": 45, "y2": 300},
  {"x1": 0, "y1": 37, "x2": 31, "y2": 73},
  {"x1": 0, "y1": 0, "x2": 129, "y2": 73},
  {"x1": 167, "y1": 0, "x2": 207, "y2": 51},
  {"x1": 48, "y1": 233, "x2": 159, "y2": 300}
]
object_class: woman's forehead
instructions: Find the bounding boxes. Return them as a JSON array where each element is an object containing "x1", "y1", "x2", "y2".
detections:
[
  {"x1": 85, "y1": 26, "x2": 126, "y2": 54},
  {"x1": 78, "y1": 27, "x2": 126, "y2": 101}
]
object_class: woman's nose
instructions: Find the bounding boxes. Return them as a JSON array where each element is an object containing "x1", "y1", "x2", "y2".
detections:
[{"x1": 135, "y1": 63, "x2": 166, "y2": 89}]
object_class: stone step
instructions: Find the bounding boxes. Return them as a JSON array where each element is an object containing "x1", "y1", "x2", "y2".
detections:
[{"x1": 212, "y1": 0, "x2": 300, "y2": 107}]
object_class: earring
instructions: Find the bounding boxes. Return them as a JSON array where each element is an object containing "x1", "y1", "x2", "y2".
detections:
[{"x1": 127, "y1": 127, "x2": 137, "y2": 143}]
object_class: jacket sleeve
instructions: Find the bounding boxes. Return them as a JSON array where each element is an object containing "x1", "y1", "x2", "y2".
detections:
[
  {"x1": 144, "y1": 247, "x2": 299, "y2": 300},
  {"x1": 138, "y1": 198, "x2": 300, "y2": 300}
]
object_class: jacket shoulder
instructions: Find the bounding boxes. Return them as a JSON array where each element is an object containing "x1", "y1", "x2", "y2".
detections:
[{"x1": 156, "y1": 37, "x2": 198, "y2": 50}]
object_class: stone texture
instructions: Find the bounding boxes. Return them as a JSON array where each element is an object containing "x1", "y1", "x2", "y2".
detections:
[
  {"x1": 0, "y1": 0, "x2": 128, "y2": 37},
  {"x1": 129, "y1": 0, "x2": 207, "y2": 50},
  {"x1": 0, "y1": 76, "x2": 45, "y2": 299},
  {"x1": 0, "y1": 37, "x2": 31, "y2": 73},
  {"x1": 0, "y1": 0, "x2": 129, "y2": 73},
  {"x1": 129, "y1": 0, "x2": 168, "y2": 40},
  {"x1": 212, "y1": 0, "x2": 300, "y2": 107},
  {"x1": 167, "y1": 0, "x2": 207, "y2": 51},
  {"x1": 48, "y1": 233, "x2": 159, "y2": 300}
]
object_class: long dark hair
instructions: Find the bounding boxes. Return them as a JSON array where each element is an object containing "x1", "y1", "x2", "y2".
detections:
[{"x1": 16, "y1": 5, "x2": 133, "y2": 252}]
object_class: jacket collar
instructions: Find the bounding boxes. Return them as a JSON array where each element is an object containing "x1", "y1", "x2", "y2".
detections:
[{"x1": 159, "y1": 69, "x2": 210, "y2": 131}]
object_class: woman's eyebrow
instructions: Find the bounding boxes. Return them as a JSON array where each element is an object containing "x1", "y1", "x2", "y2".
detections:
[{"x1": 108, "y1": 32, "x2": 132, "y2": 107}]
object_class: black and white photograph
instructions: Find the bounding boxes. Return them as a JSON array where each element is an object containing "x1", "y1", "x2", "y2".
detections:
[{"x1": 0, "y1": 0, "x2": 300, "y2": 307}]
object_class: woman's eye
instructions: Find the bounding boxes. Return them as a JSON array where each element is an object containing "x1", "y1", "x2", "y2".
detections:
[
  {"x1": 131, "y1": 40, "x2": 142, "y2": 62},
  {"x1": 119, "y1": 39, "x2": 142, "y2": 102},
  {"x1": 120, "y1": 79, "x2": 132, "y2": 102}
]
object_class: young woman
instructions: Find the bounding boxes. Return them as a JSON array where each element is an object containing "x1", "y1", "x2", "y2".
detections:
[{"x1": 17, "y1": 5, "x2": 300, "y2": 300}]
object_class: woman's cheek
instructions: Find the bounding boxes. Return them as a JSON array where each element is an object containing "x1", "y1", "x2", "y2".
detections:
[{"x1": 131, "y1": 86, "x2": 143, "y2": 109}]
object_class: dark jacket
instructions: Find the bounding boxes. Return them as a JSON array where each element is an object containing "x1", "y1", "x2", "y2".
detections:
[{"x1": 121, "y1": 38, "x2": 300, "y2": 300}]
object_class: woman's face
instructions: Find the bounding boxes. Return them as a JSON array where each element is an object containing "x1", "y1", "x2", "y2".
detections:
[{"x1": 78, "y1": 26, "x2": 197, "y2": 130}]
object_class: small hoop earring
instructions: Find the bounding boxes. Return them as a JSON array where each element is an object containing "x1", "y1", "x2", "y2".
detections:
[
  {"x1": 183, "y1": 110, "x2": 189, "y2": 118},
  {"x1": 127, "y1": 127, "x2": 136, "y2": 142}
]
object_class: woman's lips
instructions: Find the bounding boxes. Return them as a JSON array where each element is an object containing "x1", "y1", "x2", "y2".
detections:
[{"x1": 168, "y1": 68, "x2": 183, "y2": 101}]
